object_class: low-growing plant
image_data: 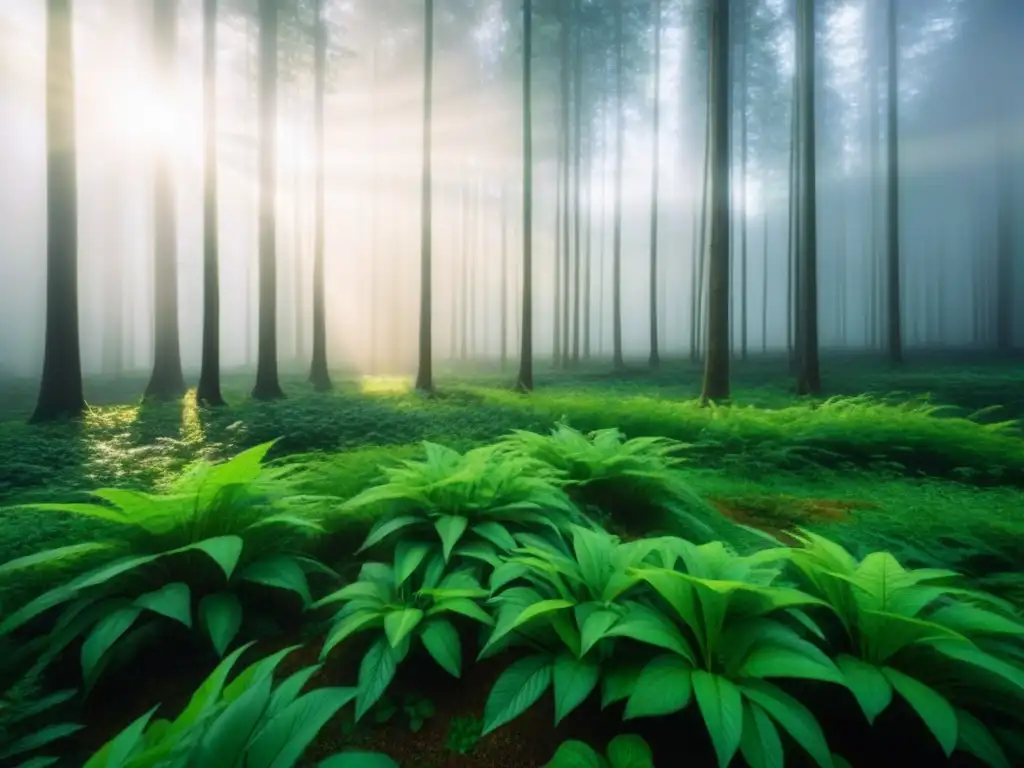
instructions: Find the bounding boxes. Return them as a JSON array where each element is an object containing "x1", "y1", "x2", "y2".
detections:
[
  {"x1": 0, "y1": 664, "x2": 82, "y2": 766},
  {"x1": 313, "y1": 545, "x2": 493, "y2": 718},
  {"x1": 344, "y1": 442, "x2": 582, "y2": 562},
  {"x1": 444, "y1": 714, "x2": 483, "y2": 755},
  {"x1": 0, "y1": 442, "x2": 335, "y2": 689},
  {"x1": 543, "y1": 734, "x2": 655, "y2": 768},
  {"x1": 371, "y1": 692, "x2": 436, "y2": 732},
  {"x1": 789, "y1": 531, "x2": 1024, "y2": 768}
]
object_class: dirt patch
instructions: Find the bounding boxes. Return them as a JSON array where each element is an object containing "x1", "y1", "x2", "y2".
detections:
[{"x1": 710, "y1": 495, "x2": 878, "y2": 545}]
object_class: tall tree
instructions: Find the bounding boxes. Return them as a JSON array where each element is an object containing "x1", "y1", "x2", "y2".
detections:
[
  {"x1": 414, "y1": 0, "x2": 435, "y2": 392},
  {"x1": 516, "y1": 0, "x2": 534, "y2": 393},
  {"x1": 795, "y1": 0, "x2": 820, "y2": 395},
  {"x1": 737, "y1": 0, "x2": 749, "y2": 361},
  {"x1": 611, "y1": 0, "x2": 625, "y2": 369},
  {"x1": 309, "y1": 0, "x2": 332, "y2": 391},
  {"x1": 145, "y1": 0, "x2": 187, "y2": 402},
  {"x1": 700, "y1": 0, "x2": 730, "y2": 403},
  {"x1": 648, "y1": 0, "x2": 662, "y2": 368},
  {"x1": 500, "y1": 181, "x2": 509, "y2": 370},
  {"x1": 885, "y1": 0, "x2": 903, "y2": 364},
  {"x1": 197, "y1": 0, "x2": 225, "y2": 407},
  {"x1": 32, "y1": 0, "x2": 84, "y2": 423},
  {"x1": 253, "y1": 0, "x2": 285, "y2": 400},
  {"x1": 571, "y1": 0, "x2": 583, "y2": 364}
]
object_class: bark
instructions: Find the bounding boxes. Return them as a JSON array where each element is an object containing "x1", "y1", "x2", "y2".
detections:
[
  {"x1": 648, "y1": 0, "x2": 662, "y2": 368},
  {"x1": 309, "y1": 0, "x2": 331, "y2": 390},
  {"x1": 415, "y1": 0, "x2": 435, "y2": 391},
  {"x1": 885, "y1": 0, "x2": 903, "y2": 363},
  {"x1": 611, "y1": 0, "x2": 625, "y2": 369},
  {"x1": 515, "y1": 0, "x2": 534, "y2": 393}
]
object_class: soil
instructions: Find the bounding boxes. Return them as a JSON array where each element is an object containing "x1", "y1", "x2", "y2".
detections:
[{"x1": 710, "y1": 495, "x2": 876, "y2": 544}]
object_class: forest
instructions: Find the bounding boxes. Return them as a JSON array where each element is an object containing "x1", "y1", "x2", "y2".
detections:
[{"x1": 0, "y1": 0, "x2": 1022, "y2": 766}]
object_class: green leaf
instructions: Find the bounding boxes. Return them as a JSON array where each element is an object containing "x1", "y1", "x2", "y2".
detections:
[
  {"x1": 435, "y1": 515, "x2": 470, "y2": 561},
  {"x1": 741, "y1": 681, "x2": 834, "y2": 768},
  {"x1": 168, "y1": 643, "x2": 253, "y2": 736},
  {"x1": 0, "y1": 542, "x2": 114, "y2": 577},
  {"x1": 473, "y1": 521, "x2": 518, "y2": 551},
  {"x1": 739, "y1": 645, "x2": 844, "y2": 685},
  {"x1": 384, "y1": 608, "x2": 424, "y2": 648},
  {"x1": 606, "y1": 734, "x2": 654, "y2": 768},
  {"x1": 739, "y1": 701, "x2": 785, "y2": 768},
  {"x1": 428, "y1": 597, "x2": 493, "y2": 625},
  {"x1": 189, "y1": 536, "x2": 245, "y2": 581},
  {"x1": 247, "y1": 687, "x2": 360, "y2": 768},
  {"x1": 223, "y1": 646, "x2": 300, "y2": 704},
  {"x1": 421, "y1": 618, "x2": 462, "y2": 677},
  {"x1": 196, "y1": 670, "x2": 274, "y2": 766},
  {"x1": 83, "y1": 705, "x2": 159, "y2": 768},
  {"x1": 624, "y1": 655, "x2": 692, "y2": 719},
  {"x1": 552, "y1": 653, "x2": 600, "y2": 725},
  {"x1": 241, "y1": 556, "x2": 313, "y2": 605},
  {"x1": 0, "y1": 723, "x2": 84, "y2": 761},
  {"x1": 481, "y1": 599, "x2": 574, "y2": 655},
  {"x1": 835, "y1": 655, "x2": 892, "y2": 724},
  {"x1": 882, "y1": 666, "x2": 957, "y2": 756},
  {"x1": 543, "y1": 740, "x2": 606, "y2": 768},
  {"x1": 482, "y1": 654, "x2": 553, "y2": 735},
  {"x1": 394, "y1": 541, "x2": 433, "y2": 586},
  {"x1": 356, "y1": 639, "x2": 401, "y2": 720},
  {"x1": 956, "y1": 708, "x2": 1012, "y2": 768},
  {"x1": 81, "y1": 606, "x2": 143, "y2": 687},
  {"x1": 358, "y1": 516, "x2": 422, "y2": 553},
  {"x1": 601, "y1": 663, "x2": 642, "y2": 709},
  {"x1": 199, "y1": 592, "x2": 243, "y2": 656},
  {"x1": 321, "y1": 611, "x2": 384, "y2": 658},
  {"x1": 603, "y1": 605, "x2": 693, "y2": 661},
  {"x1": 692, "y1": 671, "x2": 744, "y2": 768},
  {"x1": 134, "y1": 582, "x2": 192, "y2": 627},
  {"x1": 317, "y1": 754, "x2": 399, "y2": 768},
  {"x1": 267, "y1": 667, "x2": 322, "y2": 719},
  {"x1": 579, "y1": 609, "x2": 620, "y2": 657}
]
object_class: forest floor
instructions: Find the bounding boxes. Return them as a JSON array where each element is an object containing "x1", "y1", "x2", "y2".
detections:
[{"x1": 1, "y1": 353, "x2": 1023, "y2": 766}]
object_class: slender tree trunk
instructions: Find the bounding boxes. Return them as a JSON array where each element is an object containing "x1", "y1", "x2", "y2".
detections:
[
  {"x1": 648, "y1": 0, "x2": 662, "y2": 368},
  {"x1": 995, "y1": 126, "x2": 1014, "y2": 353},
  {"x1": 787, "y1": 26, "x2": 800, "y2": 369},
  {"x1": 252, "y1": 0, "x2": 284, "y2": 400},
  {"x1": 571, "y1": 0, "x2": 583, "y2": 364},
  {"x1": 292, "y1": 92, "x2": 304, "y2": 363},
  {"x1": 738, "y1": 0, "x2": 749, "y2": 361},
  {"x1": 102, "y1": 175, "x2": 124, "y2": 378},
  {"x1": 761, "y1": 208, "x2": 769, "y2": 352},
  {"x1": 500, "y1": 181, "x2": 509, "y2": 369},
  {"x1": 309, "y1": 0, "x2": 331, "y2": 390},
  {"x1": 583, "y1": 117, "x2": 593, "y2": 360},
  {"x1": 693, "y1": 103, "x2": 711, "y2": 361},
  {"x1": 244, "y1": 16, "x2": 254, "y2": 368},
  {"x1": 701, "y1": 0, "x2": 730, "y2": 403},
  {"x1": 885, "y1": 0, "x2": 903, "y2": 363},
  {"x1": 32, "y1": 0, "x2": 84, "y2": 423},
  {"x1": 197, "y1": 0, "x2": 225, "y2": 406},
  {"x1": 611, "y1": 0, "x2": 625, "y2": 369},
  {"x1": 554, "y1": 155, "x2": 562, "y2": 363},
  {"x1": 415, "y1": 0, "x2": 435, "y2": 391},
  {"x1": 560, "y1": 5, "x2": 571, "y2": 368},
  {"x1": 146, "y1": 0, "x2": 187, "y2": 402},
  {"x1": 515, "y1": 0, "x2": 534, "y2": 392},
  {"x1": 795, "y1": 0, "x2": 821, "y2": 395}
]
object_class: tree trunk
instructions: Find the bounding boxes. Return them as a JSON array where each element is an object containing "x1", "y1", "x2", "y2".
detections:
[
  {"x1": 885, "y1": 0, "x2": 903, "y2": 364},
  {"x1": 309, "y1": 0, "x2": 331, "y2": 390},
  {"x1": 500, "y1": 181, "x2": 509, "y2": 369},
  {"x1": 648, "y1": 0, "x2": 662, "y2": 368},
  {"x1": 145, "y1": 0, "x2": 187, "y2": 402},
  {"x1": 252, "y1": 0, "x2": 284, "y2": 400},
  {"x1": 197, "y1": 0, "x2": 225, "y2": 406},
  {"x1": 700, "y1": 0, "x2": 730, "y2": 403},
  {"x1": 560, "y1": 5, "x2": 571, "y2": 368},
  {"x1": 571, "y1": 0, "x2": 583, "y2": 364},
  {"x1": 415, "y1": 0, "x2": 435, "y2": 391},
  {"x1": 611, "y1": 0, "x2": 625, "y2": 369},
  {"x1": 738, "y1": 0, "x2": 749, "y2": 361},
  {"x1": 515, "y1": 0, "x2": 534, "y2": 392},
  {"x1": 32, "y1": 0, "x2": 84, "y2": 423}
]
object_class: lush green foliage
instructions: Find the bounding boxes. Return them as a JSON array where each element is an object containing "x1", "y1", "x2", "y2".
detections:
[{"x1": 544, "y1": 734, "x2": 655, "y2": 768}]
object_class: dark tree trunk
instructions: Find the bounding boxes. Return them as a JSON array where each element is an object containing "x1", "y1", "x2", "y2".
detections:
[
  {"x1": 701, "y1": 0, "x2": 731, "y2": 403},
  {"x1": 516, "y1": 0, "x2": 534, "y2": 392},
  {"x1": 648, "y1": 0, "x2": 662, "y2": 369},
  {"x1": 500, "y1": 181, "x2": 509, "y2": 370},
  {"x1": 252, "y1": 0, "x2": 284, "y2": 400},
  {"x1": 32, "y1": 0, "x2": 84, "y2": 423},
  {"x1": 611, "y1": 0, "x2": 625, "y2": 369},
  {"x1": 415, "y1": 0, "x2": 435, "y2": 391},
  {"x1": 309, "y1": 0, "x2": 331, "y2": 390},
  {"x1": 571, "y1": 0, "x2": 582, "y2": 364},
  {"x1": 197, "y1": 0, "x2": 225, "y2": 407},
  {"x1": 885, "y1": 0, "x2": 903, "y2": 364},
  {"x1": 145, "y1": 0, "x2": 187, "y2": 402},
  {"x1": 738, "y1": 0, "x2": 749, "y2": 361}
]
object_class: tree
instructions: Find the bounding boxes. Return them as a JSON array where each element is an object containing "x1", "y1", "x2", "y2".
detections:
[
  {"x1": 309, "y1": 0, "x2": 332, "y2": 391},
  {"x1": 145, "y1": 0, "x2": 187, "y2": 402},
  {"x1": 610, "y1": 0, "x2": 625, "y2": 370},
  {"x1": 32, "y1": 0, "x2": 84, "y2": 423},
  {"x1": 647, "y1": 0, "x2": 662, "y2": 369},
  {"x1": 885, "y1": 0, "x2": 903, "y2": 364},
  {"x1": 414, "y1": 0, "x2": 435, "y2": 393},
  {"x1": 197, "y1": 0, "x2": 225, "y2": 407},
  {"x1": 700, "y1": 0, "x2": 730, "y2": 403},
  {"x1": 253, "y1": 0, "x2": 285, "y2": 400},
  {"x1": 516, "y1": 0, "x2": 534, "y2": 394},
  {"x1": 794, "y1": 0, "x2": 820, "y2": 395}
]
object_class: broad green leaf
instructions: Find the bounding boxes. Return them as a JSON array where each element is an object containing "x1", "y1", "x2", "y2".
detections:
[
  {"x1": 482, "y1": 654, "x2": 553, "y2": 735},
  {"x1": 473, "y1": 521, "x2": 518, "y2": 551},
  {"x1": 552, "y1": 653, "x2": 600, "y2": 724},
  {"x1": 955, "y1": 708, "x2": 1012, "y2": 768},
  {"x1": 199, "y1": 592, "x2": 243, "y2": 656},
  {"x1": 835, "y1": 655, "x2": 892, "y2": 724},
  {"x1": 579, "y1": 609, "x2": 620, "y2": 657},
  {"x1": 393, "y1": 541, "x2": 432, "y2": 586},
  {"x1": 624, "y1": 655, "x2": 693, "y2": 719},
  {"x1": 490, "y1": 562, "x2": 530, "y2": 592},
  {"x1": 196, "y1": 670, "x2": 274, "y2": 766},
  {"x1": 0, "y1": 723, "x2": 84, "y2": 761},
  {"x1": 882, "y1": 666, "x2": 957, "y2": 756},
  {"x1": 358, "y1": 516, "x2": 422, "y2": 553},
  {"x1": 0, "y1": 542, "x2": 114, "y2": 576},
  {"x1": 82, "y1": 705, "x2": 158, "y2": 768},
  {"x1": 168, "y1": 643, "x2": 253, "y2": 735},
  {"x1": 421, "y1": 618, "x2": 462, "y2": 677},
  {"x1": 542, "y1": 740, "x2": 605, "y2": 768},
  {"x1": 606, "y1": 734, "x2": 655, "y2": 768},
  {"x1": 435, "y1": 515, "x2": 469, "y2": 561},
  {"x1": 928, "y1": 602, "x2": 1024, "y2": 637},
  {"x1": 738, "y1": 701, "x2": 784, "y2": 768},
  {"x1": 189, "y1": 536, "x2": 245, "y2": 581},
  {"x1": 247, "y1": 686, "x2": 360, "y2": 768},
  {"x1": 312, "y1": 581, "x2": 387, "y2": 610},
  {"x1": 321, "y1": 610, "x2": 383, "y2": 658},
  {"x1": 73, "y1": 554, "x2": 162, "y2": 591},
  {"x1": 481, "y1": 599, "x2": 574, "y2": 655},
  {"x1": 601, "y1": 663, "x2": 642, "y2": 709},
  {"x1": 604, "y1": 605, "x2": 694, "y2": 662},
  {"x1": 739, "y1": 646, "x2": 844, "y2": 685},
  {"x1": 223, "y1": 646, "x2": 300, "y2": 704},
  {"x1": 428, "y1": 597, "x2": 493, "y2": 625},
  {"x1": 134, "y1": 582, "x2": 191, "y2": 627},
  {"x1": 356, "y1": 639, "x2": 401, "y2": 720},
  {"x1": 267, "y1": 666, "x2": 322, "y2": 719},
  {"x1": 317, "y1": 754, "x2": 400, "y2": 768},
  {"x1": 692, "y1": 671, "x2": 744, "y2": 768},
  {"x1": 741, "y1": 681, "x2": 834, "y2": 768},
  {"x1": 241, "y1": 556, "x2": 313, "y2": 605},
  {"x1": 81, "y1": 606, "x2": 143, "y2": 686},
  {"x1": 384, "y1": 608, "x2": 424, "y2": 648}
]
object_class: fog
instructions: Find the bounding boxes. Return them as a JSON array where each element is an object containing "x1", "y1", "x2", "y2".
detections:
[{"x1": 0, "y1": 0, "x2": 1021, "y2": 382}]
